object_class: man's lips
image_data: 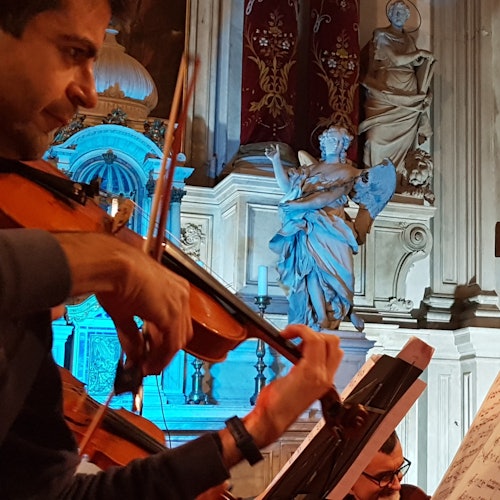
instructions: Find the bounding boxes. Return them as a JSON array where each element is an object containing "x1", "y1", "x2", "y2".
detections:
[{"x1": 43, "y1": 110, "x2": 73, "y2": 131}]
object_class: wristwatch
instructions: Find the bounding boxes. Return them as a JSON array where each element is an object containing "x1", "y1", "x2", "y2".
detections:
[{"x1": 225, "y1": 416, "x2": 263, "y2": 465}]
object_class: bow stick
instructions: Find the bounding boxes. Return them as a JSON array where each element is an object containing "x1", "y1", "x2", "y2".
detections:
[
  {"x1": 152, "y1": 56, "x2": 200, "y2": 260},
  {"x1": 79, "y1": 54, "x2": 198, "y2": 458},
  {"x1": 144, "y1": 54, "x2": 188, "y2": 256}
]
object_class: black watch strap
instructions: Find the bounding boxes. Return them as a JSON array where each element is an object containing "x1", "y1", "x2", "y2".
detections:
[{"x1": 225, "y1": 416, "x2": 263, "y2": 466}]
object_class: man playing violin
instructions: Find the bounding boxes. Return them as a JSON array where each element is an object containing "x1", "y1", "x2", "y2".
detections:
[{"x1": 0, "y1": 0, "x2": 345, "y2": 498}]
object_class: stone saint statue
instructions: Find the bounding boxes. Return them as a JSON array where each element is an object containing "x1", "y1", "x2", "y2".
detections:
[
  {"x1": 359, "y1": 0, "x2": 435, "y2": 171},
  {"x1": 266, "y1": 126, "x2": 396, "y2": 332}
]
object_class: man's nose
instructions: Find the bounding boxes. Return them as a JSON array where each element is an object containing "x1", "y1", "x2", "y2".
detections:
[
  {"x1": 67, "y1": 68, "x2": 98, "y2": 109},
  {"x1": 389, "y1": 473, "x2": 403, "y2": 491}
]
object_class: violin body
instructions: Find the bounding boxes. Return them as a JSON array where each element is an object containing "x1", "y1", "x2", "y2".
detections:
[
  {"x1": 60, "y1": 366, "x2": 166, "y2": 469},
  {"x1": 0, "y1": 159, "x2": 310, "y2": 365}
]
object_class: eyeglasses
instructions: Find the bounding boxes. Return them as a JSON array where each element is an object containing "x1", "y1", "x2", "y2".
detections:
[{"x1": 362, "y1": 458, "x2": 411, "y2": 488}]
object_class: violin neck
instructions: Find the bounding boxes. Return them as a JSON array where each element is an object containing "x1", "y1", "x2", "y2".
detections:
[{"x1": 161, "y1": 241, "x2": 302, "y2": 364}]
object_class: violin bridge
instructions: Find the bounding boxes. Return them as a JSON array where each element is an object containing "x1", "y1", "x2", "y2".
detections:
[{"x1": 112, "y1": 199, "x2": 135, "y2": 233}]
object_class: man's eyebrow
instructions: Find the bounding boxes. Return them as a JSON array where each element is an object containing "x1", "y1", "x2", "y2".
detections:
[
  {"x1": 60, "y1": 34, "x2": 99, "y2": 59},
  {"x1": 377, "y1": 462, "x2": 405, "y2": 475},
  {"x1": 377, "y1": 470, "x2": 395, "y2": 476}
]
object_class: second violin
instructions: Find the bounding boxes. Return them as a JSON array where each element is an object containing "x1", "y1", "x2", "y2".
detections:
[{"x1": 59, "y1": 366, "x2": 166, "y2": 470}]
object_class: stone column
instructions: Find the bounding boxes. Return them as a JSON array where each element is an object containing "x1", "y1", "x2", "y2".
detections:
[
  {"x1": 422, "y1": 0, "x2": 500, "y2": 327},
  {"x1": 168, "y1": 187, "x2": 187, "y2": 242}
]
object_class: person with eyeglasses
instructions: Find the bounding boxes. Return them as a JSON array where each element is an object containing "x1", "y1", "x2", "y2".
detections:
[
  {"x1": 195, "y1": 430, "x2": 430, "y2": 499},
  {"x1": 344, "y1": 431, "x2": 430, "y2": 500}
]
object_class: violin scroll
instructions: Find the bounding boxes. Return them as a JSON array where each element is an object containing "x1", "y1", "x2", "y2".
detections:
[{"x1": 320, "y1": 388, "x2": 368, "y2": 438}]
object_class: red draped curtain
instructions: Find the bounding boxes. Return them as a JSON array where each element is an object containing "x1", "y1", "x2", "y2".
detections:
[{"x1": 241, "y1": 0, "x2": 360, "y2": 162}]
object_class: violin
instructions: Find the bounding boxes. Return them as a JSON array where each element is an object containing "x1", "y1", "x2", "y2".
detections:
[
  {"x1": 59, "y1": 366, "x2": 166, "y2": 469},
  {"x1": 0, "y1": 158, "x2": 365, "y2": 433}
]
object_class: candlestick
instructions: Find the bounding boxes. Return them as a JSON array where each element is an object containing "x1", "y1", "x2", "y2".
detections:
[
  {"x1": 257, "y1": 265, "x2": 268, "y2": 296},
  {"x1": 250, "y1": 294, "x2": 271, "y2": 406}
]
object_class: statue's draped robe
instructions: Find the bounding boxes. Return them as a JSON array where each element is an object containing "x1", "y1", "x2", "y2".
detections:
[
  {"x1": 270, "y1": 166, "x2": 359, "y2": 330},
  {"x1": 359, "y1": 28, "x2": 433, "y2": 170}
]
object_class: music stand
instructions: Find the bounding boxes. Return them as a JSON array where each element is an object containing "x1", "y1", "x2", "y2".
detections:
[{"x1": 257, "y1": 337, "x2": 434, "y2": 500}]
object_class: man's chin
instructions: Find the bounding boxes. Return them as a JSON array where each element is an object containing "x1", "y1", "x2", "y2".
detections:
[{"x1": 6, "y1": 124, "x2": 51, "y2": 160}]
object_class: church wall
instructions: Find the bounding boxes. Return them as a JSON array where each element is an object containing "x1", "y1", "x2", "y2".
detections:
[
  {"x1": 177, "y1": 0, "x2": 500, "y2": 495},
  {"x1": 427, "y1": 0, "x2": 499, "y2": 322}
]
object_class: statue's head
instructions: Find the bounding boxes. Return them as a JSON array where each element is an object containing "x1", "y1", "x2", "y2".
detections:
[
  {"x1": 387, "y1": 1, "x2": 411, "y2": 28},
  {"x1": 319, "y1": 126, "x2": 353, "y2": 163},
  {"x1": 405, "y1": 149, "x2": 433, "y2": 187}
]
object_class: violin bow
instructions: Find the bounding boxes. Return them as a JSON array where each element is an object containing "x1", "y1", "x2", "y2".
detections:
[
  {"x1": 144, "y1": 53, "x2": 188, "y2": 256},
  {"x1": 152, "y1": 56, "x2": 200, "y2": 260},
  {"x1": 116, "y1": 54, "x2": 200, "y2": 408},
  {"x1": 79, "y1": 54, "x2": 198, "y2": 457}
]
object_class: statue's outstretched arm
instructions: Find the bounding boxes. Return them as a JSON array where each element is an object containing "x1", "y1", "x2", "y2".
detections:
[{"x1": 265, "y1": 144, "x2": 291, "y2": 192}]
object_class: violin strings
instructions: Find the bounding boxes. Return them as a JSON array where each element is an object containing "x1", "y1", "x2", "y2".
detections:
[
  {"x1": 154, "y1": 375, "x2": 172, "y2": 448},
  {"x1": 78, "y1": 390, "x2": 114, "y2": 457}
]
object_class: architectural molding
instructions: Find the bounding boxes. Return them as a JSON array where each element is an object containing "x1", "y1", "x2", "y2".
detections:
[{"x1": 427, "y1": 0, "x2": 499, "y2": 327}]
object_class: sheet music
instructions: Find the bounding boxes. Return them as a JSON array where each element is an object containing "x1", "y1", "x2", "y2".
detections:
[{"x1": 432, "y1": 371, "x2": 500, "y2": 499}]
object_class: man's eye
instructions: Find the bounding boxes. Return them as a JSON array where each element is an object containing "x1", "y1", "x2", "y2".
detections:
[
  {"x1": 65, "y1": 47, "x2": 86, "y2": 61},
  {"x1": 378, "y1": 473, "x2": 394, "y2": 483}
]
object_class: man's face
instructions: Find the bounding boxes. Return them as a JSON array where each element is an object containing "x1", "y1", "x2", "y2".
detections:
[
  {"x1": 349, "y1": 440, "x2": 405, "y2": 500},
  {"x1": 0, "y1": 0, "x2": 111, "y2": 160}
]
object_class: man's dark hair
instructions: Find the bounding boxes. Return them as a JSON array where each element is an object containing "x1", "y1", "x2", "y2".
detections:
[
  {"x1": 379, "y1": 430, "x2": 399, "y2": 455},
  {"x1": 0, "y1": 0, "x2": 134, "y2": 38}
]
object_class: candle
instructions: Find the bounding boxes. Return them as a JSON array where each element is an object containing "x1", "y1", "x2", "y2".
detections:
[{"x1": 257, "y1": 265, "x2": 268, "y2": 297}]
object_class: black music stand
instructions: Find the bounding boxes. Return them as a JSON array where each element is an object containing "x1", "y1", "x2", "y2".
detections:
[{"x1": 257, "y1": 338, "x2": 433, "y2": 500}]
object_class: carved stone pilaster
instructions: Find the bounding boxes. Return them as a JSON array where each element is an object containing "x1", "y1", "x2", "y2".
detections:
[
  {"x1": 419, "y1": 0, "x2": 500, "y2": 328},
  {"x1": 368, "y1": 221, "x2": 432, "y2": 323}
]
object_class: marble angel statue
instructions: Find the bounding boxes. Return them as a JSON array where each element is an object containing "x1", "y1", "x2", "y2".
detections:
[{"x1": 266, "y1": 126, "x2": 396, "y2": 332}]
